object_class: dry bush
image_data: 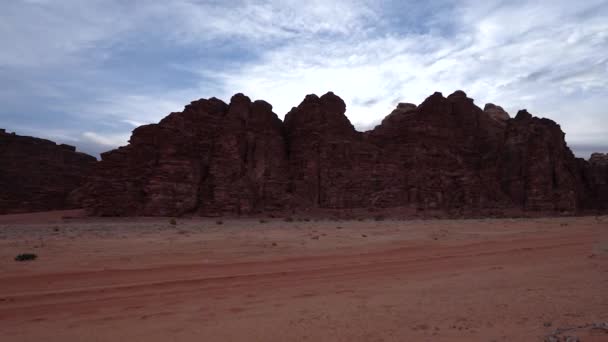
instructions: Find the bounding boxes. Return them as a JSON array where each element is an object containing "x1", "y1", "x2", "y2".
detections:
[{"x1": 15, "y1": 253, "x2": 37, "y2": 262}]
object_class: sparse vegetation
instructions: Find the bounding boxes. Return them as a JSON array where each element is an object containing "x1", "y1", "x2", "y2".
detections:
[
  {"x1": 595, "y1": 241, "x2": 608, "y2": 254},
  {"x1": 15, "y1": 253, "x2": 37, "y2": 262},
  {"x1": 169, "y1": 218, "x2": 177, "y2": 225},
  {"x1": 374, "y1": 215, "x2": 385, "y2": 221},
  {"x1": 216, "y1": 220, "x2": 223, "y2": 225},
  {"x1": 284, "y1": 217, "x2": 294, "y2": 222},
  {"x1": 259, "y1": 219, "x2": 267, "y2": 223}
]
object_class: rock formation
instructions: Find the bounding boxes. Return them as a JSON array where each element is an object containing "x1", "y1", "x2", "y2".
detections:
[
  {"x1": 484, "y1": 103, "x2": 510, "y2": 122},
  {"x1": 81, "y1": 94, "x2": 289, "y2": 216},
  {"x1": 497, "y1": 110, "x2": 585, "y2": 212},
  {"x1": 0, "y1": 129, "x2": 96, "y2": 214},
  {"x1": 74, "y1": 91, "x2": 608, "y2": 217},
  {"x1": 580, "y1": 153, "x2": 608, "y2": 210}
]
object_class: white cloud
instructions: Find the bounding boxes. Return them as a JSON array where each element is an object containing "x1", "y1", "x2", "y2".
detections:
[
  {"x1": 78, "y1": 93, "x2": 198, "y2": 125},
  {"x1": 82, "y1": 131, "x2": 130, "y2": 148},
  {"x1": 0, "y1": 0, "x2": 133, "y2": 68},
  {"x1": 156, "y1": 0, "x2": 378, "y2": 43},
  {"x1": 0, "y1": 0, "x2": 377, "y2": 67}
]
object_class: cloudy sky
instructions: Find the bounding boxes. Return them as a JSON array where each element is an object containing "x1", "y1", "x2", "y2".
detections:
[{"x1": 1, "y1": 0, "x2": 607, "y2": 158}]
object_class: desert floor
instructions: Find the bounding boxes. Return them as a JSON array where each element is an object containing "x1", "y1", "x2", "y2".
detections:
[{"x1": 0, "y1": 211, "x2": 607, "y2": 341}]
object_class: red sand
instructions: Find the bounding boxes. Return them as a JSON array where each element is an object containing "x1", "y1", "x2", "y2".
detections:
[{"x1": 0, "y1": 214, "x2": 607, "y2": 341}]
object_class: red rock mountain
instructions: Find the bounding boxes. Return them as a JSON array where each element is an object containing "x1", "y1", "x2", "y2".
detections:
[
  {"x1": 78, "y1": 91, "x2": 608, "y2": 217},
  {"x1": 0, "y1": 129, "x2": 96, "y2": 214}
]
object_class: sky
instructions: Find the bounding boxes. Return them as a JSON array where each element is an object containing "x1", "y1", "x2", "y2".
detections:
[{"x1": 1, "y1": 0, "x2": 607, "y2": 159}]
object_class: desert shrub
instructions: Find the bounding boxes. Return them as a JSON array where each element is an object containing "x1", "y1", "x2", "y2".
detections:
[
  {"x1": 15, "y1": 253, "x2": 37, "y2": 262},
  {"x1": 169, "y1": 218, "x2": 177, "y2": 225},
  {"x1": 216, "y1": 220, "x2": 223, "y2": 225},
  {"x1": 284, "y1": 217, "x2": 294, "y2": 222},
  {"x1": 374, "y1": 215, "x2": 385, "y2": 221},
  {"x1": 259, "y1": 219, "x2": 267, "y2": 223}
]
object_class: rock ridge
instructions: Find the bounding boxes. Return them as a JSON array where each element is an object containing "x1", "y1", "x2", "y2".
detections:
[
  {"x1": 16, "y1": 90, "x2": 608, "y2": 217},
  {"x1": 0, "y1": 130, "x2": 96, "y2": 214}
]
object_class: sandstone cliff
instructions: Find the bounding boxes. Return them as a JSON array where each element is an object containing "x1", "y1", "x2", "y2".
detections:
[
  {"x1": 76, "y1": 91, "x2": 608, "y2": 216},
  {"x1": 0, "y1": 129, "x2": 96, "y2": 214},
  {"x1": 81, "y1": 94, "x2": 289, "y2": 216}
]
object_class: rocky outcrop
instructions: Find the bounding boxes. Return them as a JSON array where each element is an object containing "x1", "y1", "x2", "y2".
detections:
[
  {"x1": 284, "y1": 92, "x2": 373, "y2": 208},
  {"x1": 0, "y1": 129, "x2": 96, "y2": 214},
  {"x1": 82, "y1": 94, "x2": 289, "y2": 216},
  {"x1": 484, "y1": 103, "x2": 510, "y2": 122},
  {"x1": 200, "y1": 94, "x2": 289, "y2": 215},
  {"x1": 79, "y1": 91, "x2": 608, "y2": 217},
  {"x1": 497, "y1": 110, "x2": 584, "y2": 212},
  {"x1": 580, "y1": 153, "x2": 608, "y2": 210}
]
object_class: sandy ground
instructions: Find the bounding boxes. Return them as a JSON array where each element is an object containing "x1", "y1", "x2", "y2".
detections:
[{"x1": 0, "y1": 211, "x2": 607, "y2": 341}]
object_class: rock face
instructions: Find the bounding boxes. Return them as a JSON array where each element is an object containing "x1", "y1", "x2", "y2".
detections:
[
  {"x1": 581, "y1": 153, "x2": 608, "y2": 210},
  {"x1": 80, "y1": 91, "x2": 608, "y2": 216},
  {"x1": 484, "y1": 103, "x2": 510, "y2": 122},
  {"x1": 0, "y1": 129, "x2": 96, "y2": 214},
  {"x1": 497, "y1": 110, "x2": 584, "y2": 212},
  {"x1": 82, "y1": 94, "x2": 289, "y2": 216}
]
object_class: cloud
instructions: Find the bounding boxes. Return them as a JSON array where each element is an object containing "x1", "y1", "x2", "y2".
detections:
[
  {"x1": 204, "y1": 0, "x2": 608, "y2": 146},
  {"x1": 158, "y1": 0, "x2": 378, "y2": 43},
  {"x1": 0, "y1": 0, "x2": 133, "y2": 68},
  {"x1": 82, "y1": 131, "x2": 130, "y2": 147},
  {"x1": 1, "y1": 0, "x2": 607, "y2": 159}
]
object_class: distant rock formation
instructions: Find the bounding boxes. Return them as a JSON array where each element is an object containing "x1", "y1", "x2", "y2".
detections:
[
  {"x1": 77, "y1": 90, "x2": 608, "y2": 217},
  {"x1": 0, "y1": 129, "x2": 96, "y2": 214},
  {"x1": 581, "y1": 153, "x2": 608, "y2": 210}
]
